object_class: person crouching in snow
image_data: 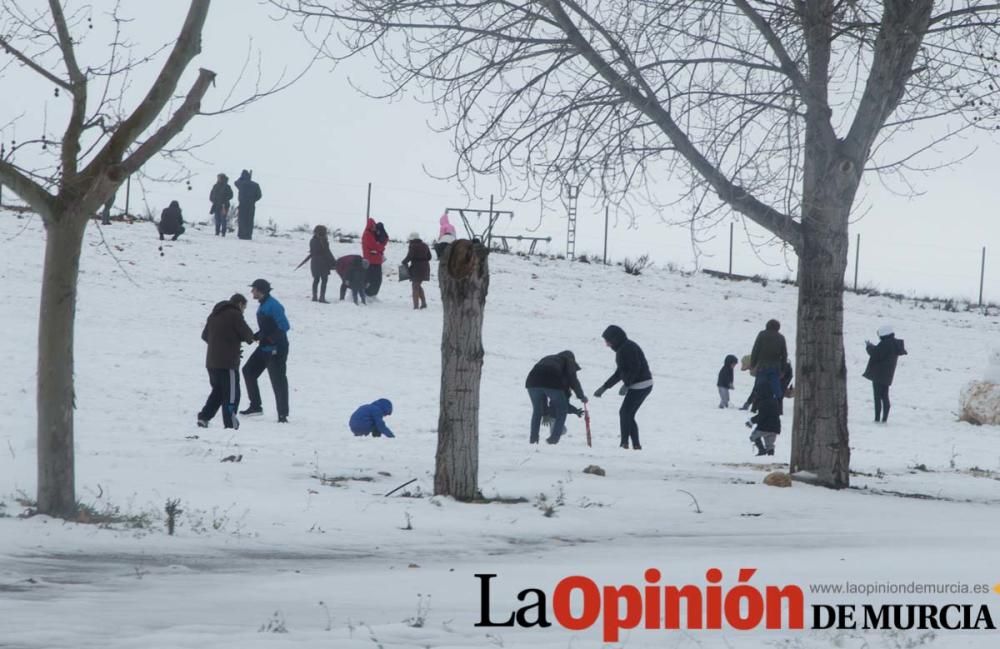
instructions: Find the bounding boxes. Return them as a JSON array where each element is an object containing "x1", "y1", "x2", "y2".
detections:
[
  {"x1": 525, "y1": 351, "x2": 588, "y2": 444},
  {"x1": 746, "y1": 380, "x2": 780, "y2": 456},
  {"x1": 335, "y1": 254, "x2": 368, "y2": 305},
  {"x1": 717, "y1": 354, "x2": 738, "y2": 408},
  {"x1": 350, "y1": 399, "x2": 395, "y2": 437}
]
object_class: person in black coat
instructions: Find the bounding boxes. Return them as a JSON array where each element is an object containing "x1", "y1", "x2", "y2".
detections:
[
  {"x1": 158, "y1": 201, "x2": 185, "y2": 241},
  {"x1": 525, "y1": 351, "x2": 588, "y2": 444},
  {"x1": 717, "y1": 354, "x2": 738, "y2": 408},
  {"x1": 197, "y1": 293, "x2": 256, "y2": 429},
  {"x1": 863, "y1": 324, "x2": 907, "y2": 422},
  {"x1": 234, "y1": 170, "x2": 262, "y2": 240},
  {"x1": 593, "y1": 325, "x2": 653, "y2": 450},
  {"x1": 746, "y1": 380, "x2": 781, "y2": 456},
  {"x1": 209, "y1": 174, "x2": 234, "y2": 236},
  {"x1": 297, "y1": 225, "x2": 336, "y2": 302},
  {"x1": 402, "y1": 233, "x2": 433, "y2": 310}
]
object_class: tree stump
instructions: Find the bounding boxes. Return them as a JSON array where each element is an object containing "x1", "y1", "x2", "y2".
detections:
[{"x1": 435, "y1": 240, "x2": 489, "y2": 500}]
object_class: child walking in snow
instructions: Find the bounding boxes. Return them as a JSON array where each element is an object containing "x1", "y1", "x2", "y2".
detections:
[
  {"x1": 745, "y1": 380, "x2": 780, "y2": 456},
  {"x1": 349, "y1": 399, "x2": 395, "y2": 438},
  {"x1": 717, "y1": 354, "x2": 738, "y2": 408}
]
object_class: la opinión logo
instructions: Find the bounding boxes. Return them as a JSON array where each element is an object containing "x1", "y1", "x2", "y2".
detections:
[
  {"x1": 475, "y1": 570, "x2": 997, "y2": 640},
  {"x1": 476, "y1": 569, "x2": 804, "y2": 641}
]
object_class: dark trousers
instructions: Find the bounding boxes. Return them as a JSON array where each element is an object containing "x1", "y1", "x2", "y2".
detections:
[
  {"x1": 237, "y1": 204, "x2": 256, "y2": 239},
  {"x1": 243, "y1": 344, "x2": 289, "y2": 417},
  {"x1": 873, "y1": 382, "x2": 890, "y2": 422},
  {"x1": 198, "y1": 368, "x2": 241, "y2": 428},
  {"x1": 312, "y1": 274, "x2": 329, "y2": 301},
  {"x1": 619, "y1": 386, "x2": 652, "y2": 448},
  {"x1": 340, "y1": 281, "x2": 366, "y2": 304},
  {"x1": 158, "y1": 224, "x2": 185, "y2": 241},
  {"x1": 527, "y1": 387, "x2": 568, "y2": 443},
  {"x1": 365, "y1": 263, "x2": 383, "y2": 297},
  {"x1": 213, "y1": 210, "x2": 228, "y2": 236}
]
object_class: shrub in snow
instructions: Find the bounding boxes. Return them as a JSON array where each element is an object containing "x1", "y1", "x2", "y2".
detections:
[
  {"x1": 582, "y1": 464, "x2": 606, "y2": 476},
  {"x1": 763, "y1": 471, "x2": 791, "y2": 487}
]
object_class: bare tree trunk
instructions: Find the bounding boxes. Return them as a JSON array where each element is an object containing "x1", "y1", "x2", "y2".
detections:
[
  {"x1": 435, "y1": 240, "x2": 489, "y2": 501},
  {"x1": 37, "y1": 213, "x2": 88, "y2": 518}
]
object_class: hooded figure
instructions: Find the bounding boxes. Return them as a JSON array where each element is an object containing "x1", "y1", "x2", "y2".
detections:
[
  {"x1": 158, "y1": 200, "x2": 185, "y2": 240},
  {"x1": 361, "y1": 217, "x2": 387, "y2": 296},
  {"x1": 234, "y1": 170, "x2": 262, "y2": 240},
  {"x1": 402, "y1": 233, "x2": 433, "y2": 309},
  {"x1": 863, "y1": 325, "x2": 907, "y2": 423},
  {"x1": 594, "y1": 325, "x2": 653, "y2": 449},
  {"x1": 717, "y1": 354, "x2": 739, "y2": 408},
  {"x1": 209, "y1": 174, "x2": 234, "y2": 236},
  {"x1": 748, "y1": 380, "x2": 781, "y2": 456},
  {"x1": 525, "y1": 351, "x2": 588, "y2": 444},
  {"x1": 299, "y1": 225, "x2": 336, "y2": 302},
  {"x1": 349, "y1": 398, "x2": 395, "y2": 437},
  {"x1": 435, "y1": 213, "x2": 457, "y2": 259}
]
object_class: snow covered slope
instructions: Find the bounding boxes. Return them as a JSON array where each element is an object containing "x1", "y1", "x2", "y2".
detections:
[{"x1": 2, "y1": 213, "x2": 999, "y2": 649}]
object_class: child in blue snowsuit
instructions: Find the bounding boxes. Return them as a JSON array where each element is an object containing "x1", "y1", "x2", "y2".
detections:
[{"x1": 349, "y1": 399, "x2": 395, "y2": 438}]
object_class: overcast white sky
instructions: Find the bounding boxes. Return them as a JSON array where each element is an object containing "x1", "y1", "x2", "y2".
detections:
[{"x1": 2, "y1": 1, "x2": 999, "y2": 302}]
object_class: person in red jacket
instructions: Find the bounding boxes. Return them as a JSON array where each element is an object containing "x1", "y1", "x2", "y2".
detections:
[{"x1": 361, "y1": 218, "x2": 387, "y2": 297}]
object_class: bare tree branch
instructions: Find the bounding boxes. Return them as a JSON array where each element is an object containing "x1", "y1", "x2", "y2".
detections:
[
  {"x1": 0, "y1": 158, "x2": 54, "y2": 217},
  {"x1": 82, "y1": 0, "x2": 210, "y2": 191}
]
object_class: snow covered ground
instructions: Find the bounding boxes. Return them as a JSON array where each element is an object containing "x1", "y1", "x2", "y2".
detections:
[{"x1": 2, "y1": 212, "x2": 1000, "y2": 648}]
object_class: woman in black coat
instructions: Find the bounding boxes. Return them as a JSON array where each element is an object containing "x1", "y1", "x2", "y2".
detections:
[
  {"x1": 402, "y1": 233, "x2": 433, "y2": 309},
  {"x1": 298, "y1": 225, "x2": 336, "y2": 302},
  {"x1": 863, "y1": 324, "x2": 907, "y2": 423}
]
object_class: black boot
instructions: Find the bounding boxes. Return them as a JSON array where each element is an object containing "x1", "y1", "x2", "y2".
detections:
[
  {"x1": 766, "y1": 448, "x2": 775, "y2": 456},
  {"x1": 754, "y1": 438, "x2": 766, "y2": 456}
]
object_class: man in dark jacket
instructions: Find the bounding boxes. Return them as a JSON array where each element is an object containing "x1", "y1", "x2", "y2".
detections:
[
  {"x1": 158, "y1": 201, "x2": 185, "y2": 241},
  {"x1": 209, "y1": 173, "x2": 234, "y2": 236},
  {"x1": 234, "y1": 170, "x2": 262, "y2": 240},
  {"x1": 525, "y1": 351, "x2": 588, "y2": 444},
  {"x1": 197, "y1": 293, "x2": 256, "y2": 429},
  {"x1": 863, "y1": 324, "x2": 907, "y2": 423},
  {"x1": 750, "y1": 319, "x2": 788, "y2": 401},
  {"x1": 240, "y1": 279, "x2": 291, "y2": 422},
  {"x1": 593, "y1": 325, "x2": 653, "y2": 449}
]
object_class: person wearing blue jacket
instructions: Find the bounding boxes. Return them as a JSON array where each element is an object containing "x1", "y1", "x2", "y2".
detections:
[
  {"x1": 349, "y1": 399, "x2": 395, "y2": 437},
  {"x1": 240, "y1": 279, "x2": 291, "y2": 422}
]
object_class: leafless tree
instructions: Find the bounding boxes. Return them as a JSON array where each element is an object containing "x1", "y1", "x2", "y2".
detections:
[
  {"x1": 273, "y1": 0, "x2": 1000, "y2": 488},
  {"x1": 0, "y1": 1, "x2": 293, "y2": 518}
]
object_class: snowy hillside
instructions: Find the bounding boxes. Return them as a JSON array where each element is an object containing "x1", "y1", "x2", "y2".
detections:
[{"x1": 2, "y1": 212, "x2": 1000, "y2": 649}]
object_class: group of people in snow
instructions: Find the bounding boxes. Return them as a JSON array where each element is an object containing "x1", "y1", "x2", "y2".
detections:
[
  {"x1": 712, "y1": 319, "x2": 907, "y2": 457},
  {"x1": 297, "y1": 214, "x2": 454, "y2": 309},
  {"x1": 525, "y1": 325, "x2": 654, "y2": 450},
  {"x1": 197, "y1": 279, "x2": 290, "y2": 429},
  {"x1": 194, "y1": 213, "x2": 461, "y2": 432},
  {"x1": 157, "y1": 170, "x2": 263, "y2": 242},
  {"x1": 191, "y1": 188, "x2": 906, "y2": 451}
]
